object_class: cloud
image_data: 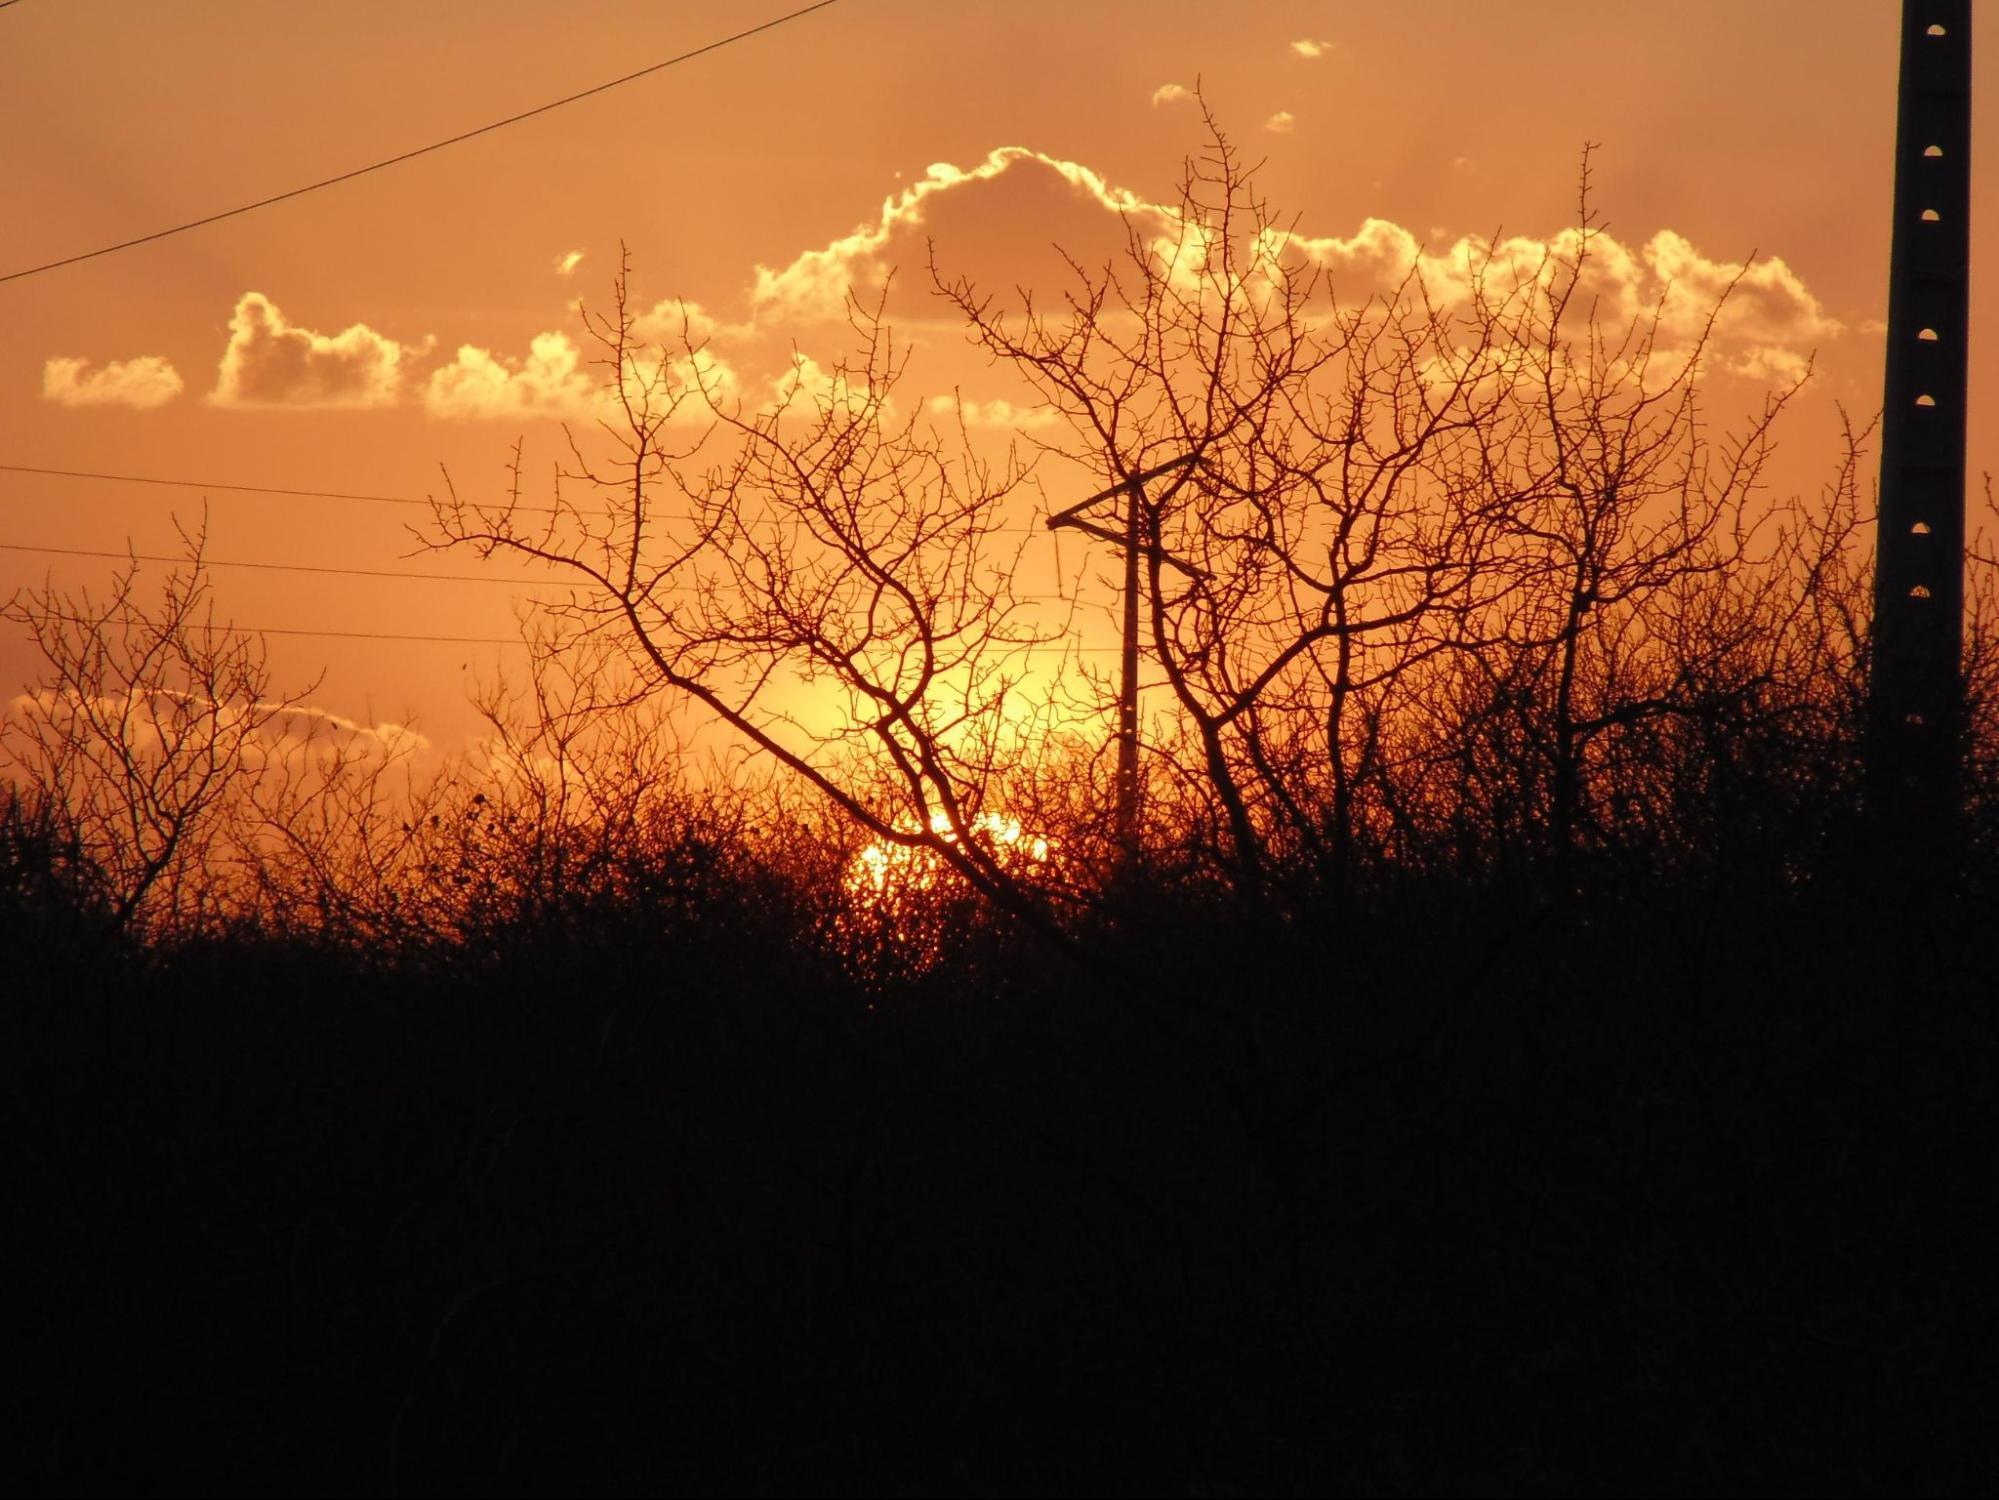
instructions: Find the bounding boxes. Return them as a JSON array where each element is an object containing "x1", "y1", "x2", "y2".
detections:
[
  {"x1": 1151, "y1": 82, "x2": 1192, "y2": 106},
  {"x1": 750, "y1": 147, "x2": 1167, "y2": 324},
  {"x1": 5, "y1": 688, "x2": 429, "y2": 773},
  {"x1": 423, "y1": 316, "x2": 740, "y2": 422},
  {"x1": 740, "y1": 144, "x2": 1834, "y2": 392},
  {"x1": 628, "y1": 300, "x2": 748, "y2": 404},
  {"x1": 41, "y1": 355, "x2": 183, "y2": 410},
  {"x1": 629, "y1": 297, "x2": 744, "y2": 351},
  {"x1": 1264, "y1": 111, "x2": 1296, "y2": 134},
  {"x1": 771, "y1": 353, "x2": 890, "y2": 417},
  {"x1": 423, "y1": 332, "x2": 598, "y2": 420},
  {"x1": 555, "y1": 249, "x2": 585, "y2": 277},
  {"x1": 1290, "y1": 39, "x2": 1333, "y2": 60},
  {"x1": 252, "y1": 700, "x2": 431, "y2": 765},
  {"x1": 1278, "y1": 219, "x2": 1839, "y2": 381},
  {"x1": 925, "y1": 394, "x2": 1060, "y2": 430},
  {"x1": 210, "y1": 292, "x2": 404, "y2": 409},
  {"x1": 1641, "y1": 230, "x2": 1839, "y2": 377}
]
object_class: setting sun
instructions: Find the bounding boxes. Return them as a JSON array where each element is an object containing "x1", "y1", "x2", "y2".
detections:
[{"x1": 847, "y1": 810, "x2": 1053, "y2": 901}]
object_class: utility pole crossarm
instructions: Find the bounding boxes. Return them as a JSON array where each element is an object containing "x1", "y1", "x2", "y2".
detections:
[
  {"x1": 1048, "y1": 450, "x2": 1213, "y2": 578},
  {"x1": 1045, "y1": 450, "x2": 1204, "y2": 530},
  {"x1": 1045, "y1": 446, "x2": 1208, "y2": 862}
]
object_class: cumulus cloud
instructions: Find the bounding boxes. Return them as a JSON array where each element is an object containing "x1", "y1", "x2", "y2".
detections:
[
  {"x1": 750, "y1": 143, "x2": 1833, "y2": 382},
  {"x1": 750, "y1": 147, "x2": 1166, "y2": 324},
  {"x1": 1290, "y1": 39, "x2": 1333, "y2": 60},
  {"x1": 629, "y1": 297, "x2": 746, "y2": 354},
  {"x1": 210, "y1": 292, "x2": 404, "y2": 409},
  {"x1": 1641, "y1": 230, "x2": 1839, "y2": 378},
  {"x1": 739, "y1": 140, "x2": 1843, "y2": 401},
  {"x1": 1264, "y1": 111, "x2": 1296, "y2": 134},
  {"x1": 1277, "y1": 219, "x2": 1839, "y2": 382},
  {"x1": 925, "y1": 394, "x2": 1060, "y2": 430},
  {"x1": 424, "y1": 311, "x2": 740, "y2": 422},
  {"x1": 41, "y1": 355, "x2": 183, "y2": 410},
  {"x1": 555, "y1": 249, "x2": 585, "y2": 277},
  {"x1": 423, "y1": 332, "x2": 599, "y2": 420},
  {"x1": 772, "y1": 353, "x2": 886, "y2": 415},
  {"x1": 1151, "y1": 82, "x2": 1192, "y2": 106}
]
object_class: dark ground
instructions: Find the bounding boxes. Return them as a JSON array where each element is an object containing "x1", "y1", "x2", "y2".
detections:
[{"x1": 7, "y1": 861, "x2": 1996, "y2": 1497}]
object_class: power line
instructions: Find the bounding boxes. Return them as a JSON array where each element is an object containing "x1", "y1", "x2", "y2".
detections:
[
  {"x1": 0, "y1": 540, "x2": 560, "y2": 585},
  {"x1": 0, "y1": 0, "x2": 844, "y2": 285},
  {"x1": 0, "y1": 613, "x2": 1127, "y2": 655},
  {"x1": 236, "y1": 627, "x2": 1126, "y2": 653},
  {"x1": 0, "y1": 462, "x2": 432, "y2": 509},
  {"x1": 0, "y1": 462, "x2": 631, "y2": 520},
  {"x1": 0, "y1": 538, "x2": 1054, "y2": 601},
  {"x1": 0, "y1": 570, "x2": 1135, "y2": 652},
  {"x1": 0, "y1": 461, "x2": 1061, "y2": 533},
  {"x1": 2, "y1": 539, "x2": 1095, "y2": 606},
  {"x1": 248, "y1": 626, "x2": 527, "y2": 646}
]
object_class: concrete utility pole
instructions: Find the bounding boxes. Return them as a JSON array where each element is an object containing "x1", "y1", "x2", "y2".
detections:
[
  {"x1": 1047, "y1": 451, "x2": 1205, "y2": 860},
  {"x1": 1869, "y1": 0, "x2": 1973, "y2": 853}
]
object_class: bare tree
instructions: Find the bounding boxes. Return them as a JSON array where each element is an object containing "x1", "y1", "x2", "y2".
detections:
[
  {"x1": 935, "y1": 116, "x2": 1818, "y2": 901},
  {"x1": 426, "y1": 253, "x2": 1063, "y2": 927},
  {"x1": 422, "y1": 123, "x2": 1856, "y2": 932},
  {"x1": 239, "y1": 696, "x2": 440, "y2": 949},
  {"x1": 1, "y1": 533, "x2": 313, "y2": 937},
  {"x1": 1431, "y1": 165, "x2": 1808, "y2": 880}
]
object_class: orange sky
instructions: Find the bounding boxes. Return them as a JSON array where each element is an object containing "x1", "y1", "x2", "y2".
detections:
[{"x1": 3, "y1": 0, "x2": 1992, "y2": 750}]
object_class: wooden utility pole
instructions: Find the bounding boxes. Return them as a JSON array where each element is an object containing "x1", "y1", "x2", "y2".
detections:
[
  {"x1": 1869, "y1": 0, "x2": 1973, "y2": 856},
  {"x1": 1048, "y1": 452, "x2": 1204, "y2": 860}
]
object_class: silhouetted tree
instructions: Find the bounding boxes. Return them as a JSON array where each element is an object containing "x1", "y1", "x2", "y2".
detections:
[
  {"x1": 421, "y1": 118, "x2": 1995, "y2": 929},
  {"x1": 0, "y1": 534, "x2": 313, "y2": 937},
  {"x1": 427, "y1": 253, "x2": 1068, "y2": 930},
  {"x1": 936, "y1": 117, "x2": 1810, "y2": 904}
]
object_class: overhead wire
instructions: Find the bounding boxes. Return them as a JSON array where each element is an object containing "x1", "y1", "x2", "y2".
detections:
[
  {"x1": 0, "y1": 540, "x2": 1095, "y2": 610},
  {"x1": 234, "y1": 626, "x2": 1125, "y2": 654},
  {"x1": 0, "y1": 462, "x2": 433, "y2": 509},
  {"x1": 0, "y1": 0, "x2": 845, "y2": 284},
  {"x1": 0, "y1": 614, "x2": 1127, "y2": 653},
  {"x1": 0, "y1": 540, "x2": 557, "y2": 585},
  {"x1": 1, "y1": 535, "x2": 1124, "y2": 646},
  {"x1": 0, "y1": 462, "x2": 1061, "y2": 533},
  {"x1": 0, "y1": 533, "x2": 1137, "y2": 648},
  {"x1": 246, "y1": 626, "x2": 527, "y2": 646}
]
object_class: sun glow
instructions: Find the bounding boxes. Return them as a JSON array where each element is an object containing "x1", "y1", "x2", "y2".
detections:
[{"x1": 847, "y1": 811, "x2": 1052, "y2": 900}]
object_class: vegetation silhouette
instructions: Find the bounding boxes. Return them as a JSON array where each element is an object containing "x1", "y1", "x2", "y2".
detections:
[{"x1": 6, "y1": 123, "x2": 1997, "y2": 1494}]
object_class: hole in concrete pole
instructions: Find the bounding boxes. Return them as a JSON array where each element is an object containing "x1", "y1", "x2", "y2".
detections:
[
  {"x1": 1925, "y1": 144, "x2": 1945, "y2": 157},
  {"x1": 1916, "y1": 394, "x2": 1938, "y2": 406},
  {"x1": 1919, "y1": 327, "x2": 1940, "y2": 341},
  {"x1": 1913, "y1": 521, "x2": 1933, "y2": 534},
  {"x1": 1928, "y1": 23, "x2": 1947, "y2": 36},
  {"x1": 1911, "y1": 584, "x2": 1933, "y2": 599},
  {"x1": 1922, "y1": 208, "x2": 1942, "y2": 222}
]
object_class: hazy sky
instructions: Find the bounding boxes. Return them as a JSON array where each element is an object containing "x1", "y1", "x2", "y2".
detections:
[{"x1": 3, "y1": 1, "x2": 1991, "y2": 746}]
